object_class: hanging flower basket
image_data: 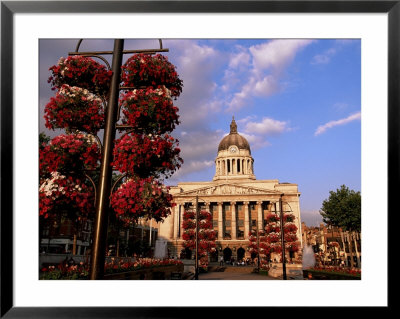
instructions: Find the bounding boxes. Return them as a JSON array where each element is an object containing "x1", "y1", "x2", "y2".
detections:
[
  {"x1": 266, "y1": 213, "x2": 280, "y2": 223},
  {"x1": 110, "y1": 177, "x2": 174, "y2": 223},
  {"x1": 112, "y1": 133, "x2": 183, "y2": 178},
  {"x1": 121, "y1": 53, "x2": 183, "y2": 98},
  {"x1": 266, "y1": 233, "x2": 280, "y2": 243},
  {"x1": 284, "y1": 213, "x2": 295, "y2": 223},
  {"x1": 48, "y1": 55, "x2": 112, "y2": 97},
  {"x1": 120, "y1": 86, "x2": 180, "y2": 135},
  {"x1": 181, "y1": 210, "x2": 217, "y2": 268},
  {"x1": 44, "y1": 84, "x2": 104, "y2": 134},
  {"x1": 284, "y1": 223, "x2": 298, "y2": 233},
  {"x1": 40, "y1": 133, "x2": 101, "y2": 175},
  {"x1": 39, "y1": 172, "x2": 94, "y2": 219}
]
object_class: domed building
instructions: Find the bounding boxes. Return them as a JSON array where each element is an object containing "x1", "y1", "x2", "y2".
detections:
[{"x1": 159, "y1": 117, "x2": 302, "y2": 263}]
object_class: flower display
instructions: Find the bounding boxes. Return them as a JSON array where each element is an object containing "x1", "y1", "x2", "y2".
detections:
[
  {"x1": 48, "y1": 55, "x2": 112, "y2": 97},
  {"x1": 40, "y1": 133, "x2": 101, "y2": 175},
  {"x1": 40, "y1": 258, "x2": 183, "y2": 280},
  {"x1": 247, "y1": 230, "x2": 270, "y2": 265},
  {"x1": 250, "y1": 212, "x2": 300, "y2": 262},
  {"x1": 112, "y1": 133, "x2": 183, "y2": 178},
  {"x1": 309, "y1": 265, "x2": 361, "y2": 277},
  {"x1": 44, "y1": 84, "x2": 105, "y2": 134},
  {"x1": 110, "y1": 177, "x2": 174, "y2": 223},
  {"x1": 181, "y1": 209, "x2": 217, "y2": 268},
  {"x1": 39, "y1": 172, "x2": 94, "y2": 219},
  {"x1": 119, "y1": 86, "x2": 180, "y2": 135},
  {"x1": 121, "y1": 53, "x2": 183, "y2": 98}
]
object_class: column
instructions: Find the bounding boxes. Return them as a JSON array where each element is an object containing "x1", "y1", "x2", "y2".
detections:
[
  {"x1": 173, "y1": 203, "x2": 180, "y2": 239},
  {"x1": 231, "y1": 201, "x2": 237, "y2": 240},
  {"x1": 218, "y1": 202, "x2": 223, "y2": 240},
  {"x1": 179, "y1": 203, "x2": 185, "y2": 239},
  {"x1": 244, "y1": 201, "x2": 250, "y2": 239},
  {"x1": 257, "y1": 201, "x2": 263, "y2": 231}
]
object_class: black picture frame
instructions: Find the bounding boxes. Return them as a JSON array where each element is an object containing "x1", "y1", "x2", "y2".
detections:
[{"x1": 1, "y1": 0, "x2": 394, "y2": 317}]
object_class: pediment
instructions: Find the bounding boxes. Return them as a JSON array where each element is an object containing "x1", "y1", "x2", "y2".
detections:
[{"x1": 179, "y1": 183, "x2": 281, "y2": 196}]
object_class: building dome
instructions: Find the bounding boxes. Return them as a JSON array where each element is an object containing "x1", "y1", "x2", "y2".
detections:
[
  {"x1": 213, "y1": 117, "x2": 255, "y2": 181},
  {"x1": 218, "y1": 118, "x2": 251, "y2": 154}
]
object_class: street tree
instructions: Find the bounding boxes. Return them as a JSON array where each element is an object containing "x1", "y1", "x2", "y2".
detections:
[
  {"x1": 320, "y1": 185, "x2": 361, "y2": 232},
  {"x1": 320, "y1": 185, "x2": 361, "y2": 267}
]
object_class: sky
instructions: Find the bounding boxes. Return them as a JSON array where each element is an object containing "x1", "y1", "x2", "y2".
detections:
[{"x1": 39, "y1": 39, "x2": 361, "y2": 227}]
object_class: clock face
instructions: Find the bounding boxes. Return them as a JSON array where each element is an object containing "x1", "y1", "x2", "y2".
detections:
[{"x1": 229, "y1": 146, "x2": 237, "y2": 153}]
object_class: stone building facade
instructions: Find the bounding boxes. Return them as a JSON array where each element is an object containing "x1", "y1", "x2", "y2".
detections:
[{"x1": 159, "y1": 118, "x2": 303, "y2": 262}]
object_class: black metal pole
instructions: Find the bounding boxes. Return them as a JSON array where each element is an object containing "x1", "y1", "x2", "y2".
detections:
[
  {"x1": 89, "y1": 39, "x2": 124, "y2": 280},
  {"x1": 256, "y1": 230, "x2": 260, "y2": 272},
  {"x1": 279, "y1": 197, "x2": 287, "y2": 280},
  {"x1": 194, "y1": 196, "x2": 199, "y2": 280}
]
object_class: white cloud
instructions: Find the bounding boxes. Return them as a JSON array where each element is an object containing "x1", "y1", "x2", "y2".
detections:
[
  {"x1": 314, "y1": 112, "x2": 361, "y2": 136},
  {"x1": 229, "y1": 47, "x2": 251, "y2": 69},
  {"x1": 240, "y1": 132, "x2": 270, "y2": 150},
  {"x1": 226, "y1": 39, "x2": 313, "y2": 112},
  {"x1": 311, "y1": 48, "x2": 337, "y2": 65},
  {"x1": 165, "y1": 40, "x2": 223, "y2": 130},
  {"x1": 250, "y1": 39, "x2": 314, "y2": 73},
  {"x1": 243, "y1": 117, "x2": 289, "y2": 135},
  {"x1": 170, "y1": 160, "x2": 215, "y2": 180}
]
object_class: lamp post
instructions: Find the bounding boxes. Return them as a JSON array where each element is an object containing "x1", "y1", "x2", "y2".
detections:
[
  {"x1": 257, "y1": 232, "x2": 260, "y2": 271},
  {"x1": 277, "y1": 197, "x2": 296, "y2": 280},
  {"x1": 65, "y1": 38, "x2": 170, "y2": 280},
  {"x1": 278, "y1": 196, "x2": 287, "y2": 280}
]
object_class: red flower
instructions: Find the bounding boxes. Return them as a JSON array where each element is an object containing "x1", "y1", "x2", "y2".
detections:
[
  {"x1": 39, "y1": 173, "x2": 94, "y2": 219},
  {"x1": 48, "y1": 56, "x2": 112, "y2": 97},
  {"x1": 40, "y1": 133, "x2": 101, "y2": 175},
  {"x1": 112, "y1": 133, "x2": 183, "y2": 179},
  {"x1": 44, "y1": 84, "x2": 104, "y2": 134},
  {"x1": 110, "y1": 177, "x2": 174, "y2": 223},
  {"x1": 121, "y1": 54, "x2": 183, "y2": 98},
  {"x1": 120, "y1": 87, "x2": 180, "y2": 135}
]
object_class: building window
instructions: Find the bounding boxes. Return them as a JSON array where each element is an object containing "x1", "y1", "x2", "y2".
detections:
[
  {"x1": 225, "y1": 221, "x2": 231, "y2": 227},
  {"x1": 238, "y1": 220, "x2": 244, "y2": 227},
  {"x1": 251, "y1": 220, "x2": 256, "y2": 227},
  {"x1": 213, "y1": 220, "x2": 218, "y2": 228}
]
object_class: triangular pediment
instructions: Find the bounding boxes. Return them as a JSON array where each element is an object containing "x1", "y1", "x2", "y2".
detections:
[{"x1": 179, "y1": 183, "x2": 282, "y2": 196}]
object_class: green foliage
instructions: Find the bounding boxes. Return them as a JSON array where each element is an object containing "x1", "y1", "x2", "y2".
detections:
[
  {"x1": 39, "y1": 132, "x2": 50, "y2": 149},
  {"x1": 319, "y1": 185, "x2": 361, "y2": 232}
]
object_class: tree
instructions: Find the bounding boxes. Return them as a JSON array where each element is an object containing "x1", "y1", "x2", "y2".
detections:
[{"x1": 320, "y1": 185, "x2": 361, "y2": 232}]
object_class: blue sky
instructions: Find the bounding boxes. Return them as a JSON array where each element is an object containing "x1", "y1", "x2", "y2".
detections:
[{"x1": 39, "y1": 39, "x2": 361, "y2": 226}]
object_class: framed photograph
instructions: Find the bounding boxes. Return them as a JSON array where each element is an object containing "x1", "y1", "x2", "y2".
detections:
[{"x1": 1, "y1": 0, "x2": 395, "y2": 317}]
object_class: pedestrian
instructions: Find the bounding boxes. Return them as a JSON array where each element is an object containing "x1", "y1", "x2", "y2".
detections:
[{"x1": 219, "y1": 255, "x2": 224, "y2": 266}]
